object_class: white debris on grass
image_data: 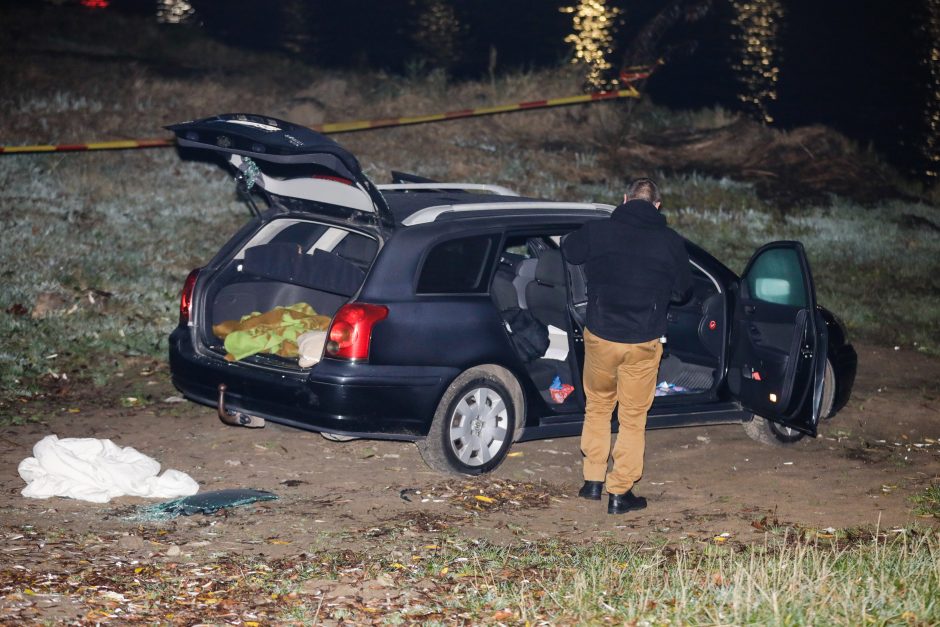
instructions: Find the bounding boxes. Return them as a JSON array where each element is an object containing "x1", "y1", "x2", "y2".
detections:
[{"x1": 18, "y1": 434, "x2": 199, "y2": 503}]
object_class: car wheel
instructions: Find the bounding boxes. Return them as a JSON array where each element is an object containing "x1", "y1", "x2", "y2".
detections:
[
  {"x1": 742, "y1": 415, "x2": 806, "y2": 446},
  {"x1": 819, "y1": 358, "x2": 835, "y2": 419},
  {"x1": 418, "y1": 373, "x2": 516, "y2": 475},
  {"x1": 742, "y1": 358, "x2": 836, "y2": 446}
]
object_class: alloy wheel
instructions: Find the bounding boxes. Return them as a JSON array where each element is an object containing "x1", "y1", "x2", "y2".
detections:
[{"x1": 446, "y1": 386, "x2": 509, "y2": 467}]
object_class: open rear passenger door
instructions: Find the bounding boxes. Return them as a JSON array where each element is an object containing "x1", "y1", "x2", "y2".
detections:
[{"x1": 727, "y1": 242, "x2": 827, "y2": 436}]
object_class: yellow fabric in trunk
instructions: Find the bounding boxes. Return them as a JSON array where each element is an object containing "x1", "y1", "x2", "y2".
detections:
[{"x1": 212, "y1": 303, "x2": 331, "y2": 362}]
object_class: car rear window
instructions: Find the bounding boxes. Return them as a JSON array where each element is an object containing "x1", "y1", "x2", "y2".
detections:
[{"x1": 416, "y1": 234, "x2": 500, "y2": 294}]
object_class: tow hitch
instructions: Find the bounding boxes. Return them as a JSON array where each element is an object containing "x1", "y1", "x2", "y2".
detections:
[{"x1": 217, "y1": 384, "x2": 265, "y2": 428}]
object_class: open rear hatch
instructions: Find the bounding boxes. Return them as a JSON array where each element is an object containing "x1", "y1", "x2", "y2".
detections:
[
  {"x1": 168, "y1": 114, "x2": 387, "y2": 369},
  {"x1": 167, "y1": 113, "x2": 394, "y2": 228}
]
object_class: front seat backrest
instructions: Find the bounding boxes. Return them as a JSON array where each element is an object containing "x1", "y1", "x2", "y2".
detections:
[
  {"x1": 525, "y1": 249, "x2": 569, "y2": 330},
  {"x1": 491, "y1": 263, "x2": 519, "y2": 311}
]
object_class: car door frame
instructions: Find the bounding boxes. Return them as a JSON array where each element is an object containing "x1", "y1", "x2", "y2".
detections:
[
  {"x1": 508, "y1": 229, "x2": 586, "y2": 409},
  {"x1": 727, "y1": 241, "x2": 827, "y2": 436}
]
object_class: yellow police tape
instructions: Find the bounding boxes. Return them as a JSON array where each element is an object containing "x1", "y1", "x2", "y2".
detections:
[{"x1": 0, "y1": 86, "x2": 642, "y2": 155}]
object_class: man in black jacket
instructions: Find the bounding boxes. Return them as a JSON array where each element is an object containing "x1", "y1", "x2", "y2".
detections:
[{"x1": 562, "y1": 178, "x2": 691, "y2": 514}]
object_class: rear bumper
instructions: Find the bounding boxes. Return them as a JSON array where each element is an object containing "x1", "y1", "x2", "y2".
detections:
[{"x1": 169, "y1": 328, "x2": 457, "y2": 440}]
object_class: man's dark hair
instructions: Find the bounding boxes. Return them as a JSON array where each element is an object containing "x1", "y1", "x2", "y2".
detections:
[{"x1": 626, "y1": 178, "x2": 661, "y2": 205}]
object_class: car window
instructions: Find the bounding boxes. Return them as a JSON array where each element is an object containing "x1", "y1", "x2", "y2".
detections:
[
  {"x1": 504, "y1": 243, "x2": 530, "y2": 257},
  {"x1": 745, "y1": 247, "x2": 808, "y2": 307},
  {"x1": 416, "y1": 234, "x2": 500, "y2": 294}
]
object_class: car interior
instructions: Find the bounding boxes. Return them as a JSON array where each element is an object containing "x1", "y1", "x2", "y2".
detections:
[
  {"x1": 202, "y1": 219, "x2": 378, "y2": 360},
  {"x1": 491, "y1": 236, "x2": 579, "y2": 410},
  {"x1": 491, "y1": 235, "x2": 726, "y2": 410}
]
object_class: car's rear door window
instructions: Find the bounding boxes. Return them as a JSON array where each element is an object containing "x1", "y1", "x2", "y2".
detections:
[{"x1": 416, "y1": 234, "x2": 500, "y2": 294}]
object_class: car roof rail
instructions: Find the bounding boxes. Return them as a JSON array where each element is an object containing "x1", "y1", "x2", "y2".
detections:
[
  {"x1": 377, "y1": 183, "x2": 521, "y2": 196},
  {"x1": 401, "y1": 201, "x2": 615, "y2": 226}
]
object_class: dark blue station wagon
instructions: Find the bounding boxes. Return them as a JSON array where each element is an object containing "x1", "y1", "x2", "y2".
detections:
[{"x1": 167, "y1": 114, "x2": 858, "y2": 475}]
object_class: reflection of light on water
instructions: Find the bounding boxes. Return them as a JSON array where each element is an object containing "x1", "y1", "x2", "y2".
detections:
[
  {"x1": 731, "y1": 0, "x2": 783, "y2": 124},
  {"x1": 926, "y1": 0, "x2": 939, "y2": 179},
  {"x1": 157, "y1": 0, "x2": 195, "y2": 24},
  {"x1": 561, "y1": 0, "x2": 622, "y2": 90}
]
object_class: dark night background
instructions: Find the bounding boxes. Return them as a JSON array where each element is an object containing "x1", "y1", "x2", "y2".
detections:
[{"x1": 9, "y1": 0, "x2": 940, "y2": 181}]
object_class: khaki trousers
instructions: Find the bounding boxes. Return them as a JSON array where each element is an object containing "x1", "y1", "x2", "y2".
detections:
[{"x1": 580, "y1": 329, "x2": 662, "y2": 494}]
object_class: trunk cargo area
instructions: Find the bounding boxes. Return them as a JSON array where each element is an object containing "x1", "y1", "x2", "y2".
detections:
[{"x1": 198, "y1": 218, "x2": 379, "y2": 367}]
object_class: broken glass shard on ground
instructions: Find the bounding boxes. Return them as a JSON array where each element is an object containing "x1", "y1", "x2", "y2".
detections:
[{"x1": 128, "y1": 489, "x2": 277, "y2": 521}]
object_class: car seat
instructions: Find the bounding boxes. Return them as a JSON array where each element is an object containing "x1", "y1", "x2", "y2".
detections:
[
  {"x1": 523, "y1": 249, "x2": 576, "y2": 393},
  {"x1": 492, "y1": 249, "x2": 575, "y2": 395},
  {"x1": 525, "y1": 249, "x2": 570, "y2": 330},
  {"x1": 513, "y1": 258, "x2": 538, "y2": 309},
  {"x1": 491, "y1": 258, "x2": 521, "y2": 311}
]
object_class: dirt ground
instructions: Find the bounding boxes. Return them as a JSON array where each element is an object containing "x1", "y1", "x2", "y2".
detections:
[{"x1": 1, "y1": 342, "x2": 937, "y2": 558}]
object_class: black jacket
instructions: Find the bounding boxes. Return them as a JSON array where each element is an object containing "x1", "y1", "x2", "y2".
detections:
[{"x1": 562, "y1": 199, "x2": 692, "y2": 343}]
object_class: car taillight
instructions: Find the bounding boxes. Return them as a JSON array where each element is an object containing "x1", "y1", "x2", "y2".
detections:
[
  {"x1": 179, "y1": 269, "x2": 200, "y2": 326},
  {"x1": 325, "y1": 303, "x2": 388, "y2": 360}
]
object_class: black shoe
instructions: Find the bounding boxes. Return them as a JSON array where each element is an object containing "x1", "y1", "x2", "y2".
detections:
[
  {"x1": 578, "y1": 480, "x2": 604, "y2": 500},
  {"x1": 608, "y1": 490, "x2": 647, "y2": 514}
]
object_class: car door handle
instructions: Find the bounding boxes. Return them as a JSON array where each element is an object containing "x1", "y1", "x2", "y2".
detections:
[{"x1": 744, "y1": 304, "x2": 757, "y2": 315}]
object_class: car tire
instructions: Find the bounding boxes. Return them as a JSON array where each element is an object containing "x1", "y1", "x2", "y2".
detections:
[
  {"x1": 417, "y1": 372, "x2": 516, "y2": 475},
  {"x1": 742, "y1": 358, "x2": 836, "y2": 446},
  {"x1": 819, "y1": 358, "x2": 836, "y2": 419},
  {"x1": 742, "y1": 415, "x2": 806, "y2": 446}
]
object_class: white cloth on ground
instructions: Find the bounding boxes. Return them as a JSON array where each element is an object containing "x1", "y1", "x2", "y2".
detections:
[{"x1": 18, "y1": 435, "x2": 200, "y2": 503}]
